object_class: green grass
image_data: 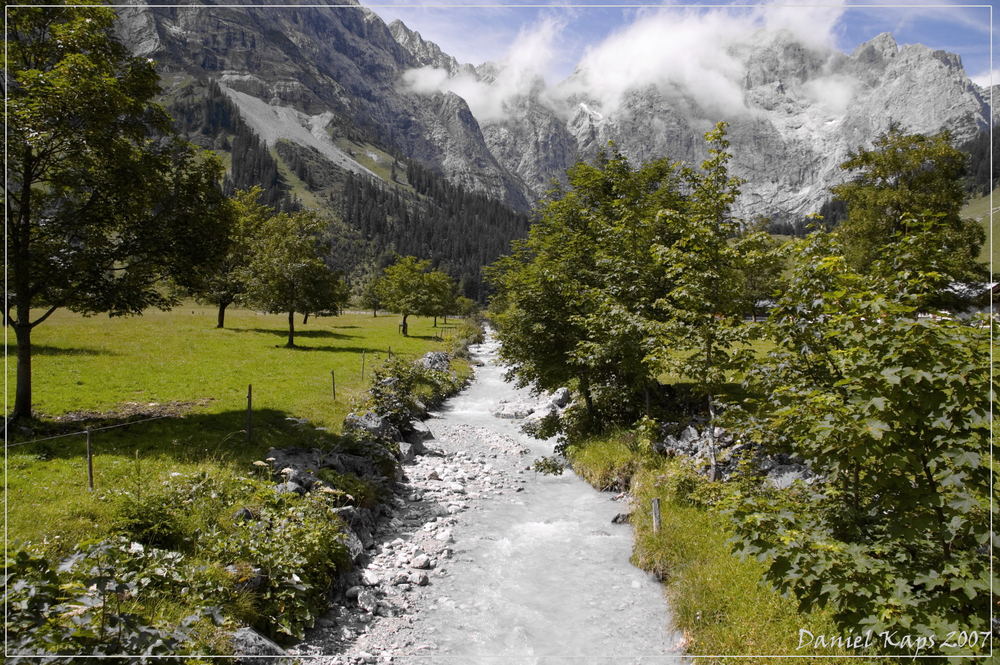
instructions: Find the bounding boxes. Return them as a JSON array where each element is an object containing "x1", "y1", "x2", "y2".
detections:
[
  {"x1": 567, "y1": 438, "x2": 890, "y2": 664},
  {"x1": 960, "y1": 187, "x2": 999, "y2": 268},
  {"x1": 6, "y1": 305, "x2": 460, "y2": 553}
]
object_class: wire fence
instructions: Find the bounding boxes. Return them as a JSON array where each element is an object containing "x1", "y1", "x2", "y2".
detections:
[{"x1": 5, "y1": 337, "x2": 452, "y2": 489}]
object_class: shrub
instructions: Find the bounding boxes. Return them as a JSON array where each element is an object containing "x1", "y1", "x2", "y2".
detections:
[
  {"x1": 198, "y1": 491, "x2": 350, "y2": 639},
  {"x1": 4, "y1": 540, "x2": 212, "y2": 663}
]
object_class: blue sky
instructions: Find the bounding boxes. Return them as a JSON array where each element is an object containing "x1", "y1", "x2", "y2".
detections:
[{"x1": 368, "y1": 1, "x2": 994, "y2": 86}]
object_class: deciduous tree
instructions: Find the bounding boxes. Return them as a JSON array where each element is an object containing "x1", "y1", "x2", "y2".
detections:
[
  {"x1": 241, "y1": 210, "x2": 346, "y2": 347},
  {"x1": 6, "y1": 4, "x2": 231, "y2": 422}
]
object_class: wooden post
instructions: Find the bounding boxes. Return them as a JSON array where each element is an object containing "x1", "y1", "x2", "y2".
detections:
[
  {"x1": 85, "y1": 429, "x2": 94, "y2": 491},
  {"x1": 651, "y1": 498, "x2": 661, "y2": 534},
  {"x1": 331, "y1": 370, "x2": 337, "y2": 400},
  {"x1": 246, "y1": 384, "x2": 253, "y2": 445},
  {"x1": 388, "y1": 346, "x2": 392, "y2": 360},
  {"x1": 361, "y1": 351, "x2": 366, "y2": 381}
]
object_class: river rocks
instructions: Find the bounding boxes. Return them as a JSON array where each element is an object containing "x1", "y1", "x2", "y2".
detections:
[
  {"x1": 550, "y1": 387, "x2": 571, "y2": 408},
  {"x1": 611, "y1": 512, "x2": 632, "y2": 524},
  {"x1": 491, "y1": 399, "x2": 538, "y2": 419},
  {"x1": 409, "y1": 553, "x2": 431, "y2": 569},
  {"x1": 357, "y1": 589, "x2": 379, "y2": 613},
  {"x1": 289, "y1": 421, "x2": 532, "y2": 662},
  {"x1": 274, "y1": 481, "x2": 306, "y2": 496},
  {"x1": 345, "y1": 411, "x2": 404, "y2": 442},
  {"x1": 419, "y1": 351, "x2": 451, "y2": 372},
  {"x1": 231, "y1": 627, "x2": 291, "y2": 665},
  {"x1": 406, "y1": 420, "x2": 434, "y2": 442}
]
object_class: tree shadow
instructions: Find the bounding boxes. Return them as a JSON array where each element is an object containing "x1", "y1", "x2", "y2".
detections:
[
  {"x1": 228, "y1": 327, "x2": 356, "y2": 340},
  {"x1": 7, "y1": 407, "x2": 347, "y2": 467},
  {"x1": 406, "y1": 334, "x2": 443, "y2": 341},
  {"x1": 274, "y1": 345, "x2": 382, "y2": 354},
  {"x1": 13, "y1": 344, "x2": 114, "y2": 357}
]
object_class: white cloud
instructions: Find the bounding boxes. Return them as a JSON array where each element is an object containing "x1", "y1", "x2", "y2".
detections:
[
  {"x1": 801, "y1": 74, "x2": 859, "y2": 115},
  {"x1": 399, "y1": 1, "x2": 852, "y2": 124},
  {"x1": 400, "y1": 16, "x2": 565, "y2": 123},
  {"x1": 970, "y1": 68, "x2": 1000, "y2": 89}
]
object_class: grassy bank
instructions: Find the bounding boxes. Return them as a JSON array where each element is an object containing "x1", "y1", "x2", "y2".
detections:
[
  {"x1": 5, "y1": 305, "x2": 478, "y2": 656},
  {"x1": 7, "y1": 305, "x2": 464, "y2": 553},
  {"x1": 566, "y1": 434, "x2": 888, "y2": 664}
]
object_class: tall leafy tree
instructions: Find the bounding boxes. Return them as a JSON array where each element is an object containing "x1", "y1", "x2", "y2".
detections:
[
  {"x1": 424, "y1": 270, "x2": 457, "y2": 327},
  {"x1": 6, "y1": 4, "x2": 231, "y2": 422},
  {"x1": 241, "y1": 210, "x2": 346, "y2": 347},
  {"x1": 730, "y1": 228, "x2": 991, "y2": 647},
  {"x1": 193, "y1": 187, "x2": 270, "y2": 328},
  {"x1": 833, "y1": 126, "x2": 985, "y2": 292},
  {"x1": 488, "y1": 150, "x2": 685, "y2": 424},
  {"x1": 650, "y1": 122, "x2": 752, "y2": 478},
  {"x1": 376, "y1": 256, "x2": 437, "y2": 336}
]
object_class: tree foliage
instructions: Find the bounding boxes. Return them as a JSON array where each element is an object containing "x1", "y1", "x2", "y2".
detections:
[
  {"x1": 728, "y1": 229, "x2": 992, "y2": 648},
  {"x1": 192, "y1": 187, "x2": 270, "y2": 328},
  {"x1": 833, "y1": 127, "x2": 985, "y2": 291},
  {"x1": 376, "y1": 256, "x2": 457, "y2": 335},
  {"x1": 6, "y1": 4, "x2": 232, "y2": 420},
  {"x1": 240, "y1": 210, "x2": 347, "y2": 347}
]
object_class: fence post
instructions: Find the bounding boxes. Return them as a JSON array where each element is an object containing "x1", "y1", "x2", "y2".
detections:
[
  {"x1": 361, "y1": 350, "x2": 366, "y2": 381},
  {"x1": 85, "y1": 429, "x2": 94, "y2": 491},
  {"x1": 651, "y1": 498, "x2": 661, "y2": 534},
  {"x1": 246, "y1": 384, "x2": 253, "y2": 445},
  {"x1": 388, "y1": 346, "x2": 392, "y2": 360},
  {"x1": 331, "y1": 369, "x2": 337, "y2": 401}
]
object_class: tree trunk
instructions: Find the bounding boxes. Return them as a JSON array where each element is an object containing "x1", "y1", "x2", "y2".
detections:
[
  {"x1": 372, "y1": 308, "x2": 377, "y2": 317},
  {"x1": 216, "y1": 301, "x2": 229, "y2": 329},
  {"x1": 707, "y1": 395, "x2": 721, "y2": 481},
  {"x1": 303, "y1": 312, "x2": 310, "y2": 325},
  {"x1": 12, "y1": 323, "x2": 32, "y2": 422},
  {"x1": 401, "y1": 313, "x2": 409, "y2": 336},
  {"x1": 287, "y1": 310, "x2": 296, "y2": 347},
  {"x1": 433, "y1": 315, "x2": 438, "y2": 327}
]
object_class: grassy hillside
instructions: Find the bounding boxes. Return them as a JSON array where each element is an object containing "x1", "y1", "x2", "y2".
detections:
[
  {"x1": 961, "y1": 187, "x2": 998, "y2": 268},
  {"x1": 6, "y1": 305, "x2": 459, "y2": 553}
]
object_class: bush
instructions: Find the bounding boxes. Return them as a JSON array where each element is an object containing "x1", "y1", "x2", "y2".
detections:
[
  {"x1": 315, "y1": 468, "x2": 383, "y2": 508},
  {"x1": 110, "y1": 492, "x2": 184, "y2": 550},
  {"x1": 4, "y1": 540, "x2": 211, "y2": 663},
  {"x1": 198, "y1": 491, "x2": 350, "y2": 639}
]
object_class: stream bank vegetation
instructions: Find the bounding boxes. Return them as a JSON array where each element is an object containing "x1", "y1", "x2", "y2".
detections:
[
  {"x1": 488, "y1": 123, "x2": 993, "y2": 660},
  {"x1": 5, "y1": 306, "x2": 479, "y2": 660}
]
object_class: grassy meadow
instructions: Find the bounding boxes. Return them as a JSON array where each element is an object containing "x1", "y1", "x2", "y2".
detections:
[
  {"x1": 960, "y1": 186, "x2": 998, "y2": 268},
  {"x1": 6, "y1": 304, "x2": 461, "y2": 555}
]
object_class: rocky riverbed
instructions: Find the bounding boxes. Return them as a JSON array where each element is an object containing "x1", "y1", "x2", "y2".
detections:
[
  {"x1": 289, "y1": 422, "x2": 534, "y2": 664},
  {"x1": 284, "y1": 337, "x2": 685, "y2": 665}
]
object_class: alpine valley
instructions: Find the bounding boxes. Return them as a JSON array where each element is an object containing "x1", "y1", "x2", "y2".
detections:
[{"x1": 116, "y1": 2, "x2": 997, "y2": 295}]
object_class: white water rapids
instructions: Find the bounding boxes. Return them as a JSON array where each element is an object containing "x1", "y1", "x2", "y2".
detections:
[
  {"x1": 296, "y1": 333, "x2": 687, "y2": 664},
  {"x1": 399, "y1": 335, "x2": 686, "y2": 664}
]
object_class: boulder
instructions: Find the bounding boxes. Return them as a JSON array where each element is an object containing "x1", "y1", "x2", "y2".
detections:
[
  {"x1": 357, "y1": 589, "x2": 379, "y2": 613},
  {"x1": 491, "y1": 400, "x2": 537, "y2": 419},
  {"x1": 231, "y1": 627, "x2": 291, "y2": 665},
  {"x1": 679, "y1": 425, "x2": 699, "y2": 444},
  {"x1": 341, "y1": 528, "x2": 365, "y2": 561},
  {"x1": 409, "y1": 553, "x2": 431, "y2": 569},
  {"x1": 397, "y1": 441, "x2": 418, "y2": 464},
  {"x1": 550, "y1": 387, "x2": 571, "y2": 408},
  {"x1": 405, "y1": 419, "x2": 435, "y2": 442},
  {"x1": 420, "y1": 351, "x2": 451, "y2": 371},
  {"x1": 767, "y1": 464, "x2": 812, "y2": 489},
  {"x1": 274, "y1": 481, "x2": 306, "y2": 496},
  {"x1": 611, "y1": 512, "x2": 632, "y2": 524},
  {"x1": 344, "y1": 411, "x2": 403, "y2": 442},
  {"x1": 232, "y1": 507, "x2": 256, "y2": 522}
]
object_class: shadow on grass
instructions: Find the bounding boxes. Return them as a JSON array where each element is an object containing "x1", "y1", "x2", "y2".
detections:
[
  {"x1": 406, "y1": 334, "x2": 443, "y2": 342},
  {"x1": 273, "y1": 344, "x2": 385, "y2": 354},
  {"x1": 7, "y1": 408, "x2": 345, "y2": 468},
  {"x1": 229, "y1": 327, "x2": 356, "y2": 340},
  {"x1": 12, "y1": 344, "x2": 115, "y2": 357}
]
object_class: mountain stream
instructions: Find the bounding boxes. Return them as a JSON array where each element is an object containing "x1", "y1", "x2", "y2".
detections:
[{"x1": 292, "y1": 334, "x2": 687, "y2": 664}]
